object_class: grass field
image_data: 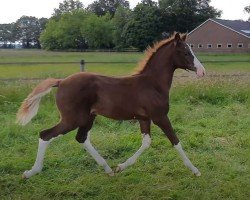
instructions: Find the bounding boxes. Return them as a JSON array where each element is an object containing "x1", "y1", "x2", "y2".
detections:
[{"x1": 0, "y1": 50, "x2": 249, "y2": 199}]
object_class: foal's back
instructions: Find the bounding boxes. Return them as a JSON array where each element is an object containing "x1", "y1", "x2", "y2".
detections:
[{"x1": 56, "y1": 72, "x2": 149, "y2": 121}]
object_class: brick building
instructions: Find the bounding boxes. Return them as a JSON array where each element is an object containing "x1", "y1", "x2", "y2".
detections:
[{"x1": 187, "y1": 18, "x2": 250, "y2": 53}]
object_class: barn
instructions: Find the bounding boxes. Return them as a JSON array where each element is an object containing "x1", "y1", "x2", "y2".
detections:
[{"x1": 187, "y1": 18, "x2": 250, "y2": 53}]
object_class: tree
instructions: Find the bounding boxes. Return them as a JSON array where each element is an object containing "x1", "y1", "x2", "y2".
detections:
[
  {"x1": 13, "y1": 16, "x2": 48, "y2": 48},
  {"x1": 159, "y1": 0, "x2": 221, "y2": 33},
  {"x1": 87, "y1": 0, "x2": 130, "y2": 17},
  {"x1": 41, "y1": 9, "x2": 114, "y2": 50},
  {"x1": 40, "y1": 10, "x2": 89, "y2": 50},
  {"x1": 244, "y1": 5, "x2": 250, "y2": 21},
  {"x1": 52, "y1": 0, "x2": 84, "y2": 19},
  {"x1": 141, "y1": 0, "x2": 158, "y2": 6},
  {"x1": 81, "y1": 14, "x2": 114, "y2": 48},
  {"x1": 112, "y1": 6, "x2": 131, "y2": 48},
  {"x1": 0, "y1": 23, "x2": 14, "y2": 48},
  {"x1": 122, "y1": 2, "x2": 164, "y2": 51}
]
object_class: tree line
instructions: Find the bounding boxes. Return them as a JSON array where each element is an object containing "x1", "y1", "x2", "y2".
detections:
[{"x1": 0, "y1": 0, "x2": 224, "y2": 51}]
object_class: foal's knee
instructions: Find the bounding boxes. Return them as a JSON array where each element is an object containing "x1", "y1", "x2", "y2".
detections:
[
  {"x1": 40, "y1": 130, "x2": 52, "y2": 141},
  {"x1": 75, "y1": 133, "x2": 88, "y2": 143},
  {"x1": 39, "y1": 129, "x2": 63, "y2": 141},
  {"x1": 75, "y1": 127, "x2": 88, "y2": 143}
]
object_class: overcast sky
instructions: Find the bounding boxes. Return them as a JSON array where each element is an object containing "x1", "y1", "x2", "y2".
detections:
[{"x1": 0, "y1": 0, "x2": 249, "y2": 24}]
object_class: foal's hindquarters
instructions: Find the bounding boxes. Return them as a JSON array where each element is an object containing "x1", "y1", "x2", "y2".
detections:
[
  {"x1": 21, "y1": 76, "x2": 152, "y2": 178},
  {"x1": 21, "y1": 76, "x2": 114, "y2": 178}
]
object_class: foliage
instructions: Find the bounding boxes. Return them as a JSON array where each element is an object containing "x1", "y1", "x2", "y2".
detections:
[
  {"x1": 122, "y1": 2, "x2": 164, "y2": 51},
  {"x1": 13, "y1": 16, "x2": 48, "y2": 48},
  {"x1": 1, "y1": 0, "x2": 222, "y2": 51},
  {"x1": 159, "y1": 0, "x2": 221, "y2": 32},
  {"x1": 52, "y1": 0, "x2": 84, "y2": 20},
  {"x1": 87, "y1": 0, "x2": 130, "y2": 17},
  {"x1": 0, "y1": 17, "x2": 48, "y2": 49},
  {"x1": 40, "y1": 11, "x2": 114, "y2": 50},
  {"x1": 112, "y1": 6, "x2": 131, "y2": 49},
  {"x1": 244, "y1": 4, "x2": 250, "y2": 21},
  {"x1": 81, "y1": 14, "x2": 114, "y2": 48},
  {"x1": 40, "y1": 10, "x2": 89, "y2": 50},
  {"x1": 0, "y1": 23, "x2": 14, "y2": 48}
]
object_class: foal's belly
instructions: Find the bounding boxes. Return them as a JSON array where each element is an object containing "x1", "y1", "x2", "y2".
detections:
[{"x1": 90, "y1": 103, "x2": 148, "y2": 120}]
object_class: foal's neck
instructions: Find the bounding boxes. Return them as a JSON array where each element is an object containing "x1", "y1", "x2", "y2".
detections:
[{"x1": 141, "y1": 43, "x2": 175, "y2": 92}]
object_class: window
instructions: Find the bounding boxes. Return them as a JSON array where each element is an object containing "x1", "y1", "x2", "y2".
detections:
[
  {"x1": 217, "y1": 44, "x2": 222, "y2": 48},
  {"x1": 207, "y1": 44, "x2": 212, "y2": 48},
  {"x1": 198, "y1": 44, "x2": 203, "y2": 48},
  {"x1": 237, "y1": 43, "x2": 243, "y2": 48},
  {"x1": 227, "y1": 43, "x2": 232, "y2": 48},
  {"x1": 248, "y1": 43, "x2": 250, "y2": 48}
]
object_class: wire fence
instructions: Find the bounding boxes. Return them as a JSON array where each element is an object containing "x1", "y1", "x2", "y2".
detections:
[
  {"x1": 0, "y1": 59, "x2": 250, "y2": 81},
  {"x1": 0, "y1": 60, "x2": 249, "y2": 65}
]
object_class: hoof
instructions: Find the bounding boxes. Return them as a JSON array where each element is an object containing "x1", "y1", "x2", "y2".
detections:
[
  {"x1": 108, "y1": 171, "x2": 115, "y2": 177},
  {"x1": 22, "y1": 174, "x2": 28, "y2": 179},
  {"x1": 115, "y1": 165, "x2": 123, "y2": 173},
  {"x1": 194, "y1": 171, "x2": 201, "y2": 177},
  {"x1": 22, "y1": 170, "x2": 30, "y2": 179}
]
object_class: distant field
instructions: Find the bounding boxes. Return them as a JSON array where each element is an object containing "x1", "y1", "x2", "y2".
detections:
[
  {"x1": 0, "y1": 49, "x2": 249, "y2": 79},
  {"x1": 0, "y1": 50, "x2": 249, "y2": 199}
]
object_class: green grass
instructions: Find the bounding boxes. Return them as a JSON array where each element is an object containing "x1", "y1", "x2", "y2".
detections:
[
  {"x1": 0, "y1": 50, "x2": 249, "y2": 79},
  {"x1": 0, "y1": 50, "x2": 250, "y2": 199}
]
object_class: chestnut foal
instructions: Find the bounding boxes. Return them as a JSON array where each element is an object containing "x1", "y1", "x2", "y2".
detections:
[{"x1": 17, "y1": 33, "x2": 205, "y2": 179}]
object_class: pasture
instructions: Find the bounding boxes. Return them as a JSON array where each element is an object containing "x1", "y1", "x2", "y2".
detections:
[{"x1": 0, "y1": 50, "x2": 249, "y2": 199}]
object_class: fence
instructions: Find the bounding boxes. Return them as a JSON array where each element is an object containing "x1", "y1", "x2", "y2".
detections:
[{"x1": 0, "y1": 59, "x2": 249, "y2": 81}]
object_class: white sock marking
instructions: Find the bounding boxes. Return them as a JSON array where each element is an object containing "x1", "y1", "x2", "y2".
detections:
[
  {"x1": 118, "y1": 134, "x2": 151, "y2": 171},
  {"x1": 23, "y1": 138, "x2": 50, "y2": 178},
  {"x1": 174, "y1": 142, "x2": 201, "y2": 176},
  {"x1": 83, "y1": 134, "x2": 113, "y2": 174}
]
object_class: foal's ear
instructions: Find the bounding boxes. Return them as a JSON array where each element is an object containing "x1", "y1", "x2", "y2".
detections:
[
  {"x1": 174, "y1": 33, "x2": 181, "y2": 41},
  {"x1": 174, "y1": 33, "x2": 181, "y2": 46},
  {"x1": 181, "y1": 34, "x2": 187, "y2": 41}
]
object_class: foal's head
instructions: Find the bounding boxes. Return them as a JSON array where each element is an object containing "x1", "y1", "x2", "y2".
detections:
[{"x1": 172, "y1": 33, "x2": 205, "y2": 77}]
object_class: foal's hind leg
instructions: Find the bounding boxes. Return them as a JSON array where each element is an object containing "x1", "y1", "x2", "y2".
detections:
[
  {"x1": 116, "y1": 120, "x2": 151, "y2": 173},
  {"x1": 153, "y1": 116, "x2": 201, "y2": 176},
  {"x1": 23, "y1": 122, "x2": 75, "y2": 179},
  {"x1": 75, "y1": 115, "x2": 114, "y2": 176}
]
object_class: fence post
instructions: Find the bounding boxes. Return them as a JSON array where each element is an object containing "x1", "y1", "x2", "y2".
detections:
[{"x1": 80, "y1": 59, "x2": 85, "y2": 72}]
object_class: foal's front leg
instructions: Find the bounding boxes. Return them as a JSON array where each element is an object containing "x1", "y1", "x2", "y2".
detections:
[
  {"x1": 153, "y1": 116, "x2": 201, "y2": 176},
  {"x1": 76, "y1": 123, "x2": 114, "y2": 176},
  {"x1": 82, "y1": 133, "x2": 114, "y2": 176},
  {"x1": 116, "y1": 120, "x2": 151, "y2": 172}
]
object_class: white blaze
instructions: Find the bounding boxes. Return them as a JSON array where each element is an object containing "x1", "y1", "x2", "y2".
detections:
[{"x1": 188, "y1": 45, "x2": 205, "y2": 77}]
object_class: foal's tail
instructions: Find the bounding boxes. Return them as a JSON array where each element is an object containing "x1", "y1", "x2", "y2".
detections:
[{"x1": 16, "y1": 78, "x2": 62, "y2": 126}]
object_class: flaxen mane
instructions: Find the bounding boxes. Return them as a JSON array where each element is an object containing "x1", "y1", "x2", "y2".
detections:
[{"x1": 134, "y1": 33, "x2": 185, "y2": 74}]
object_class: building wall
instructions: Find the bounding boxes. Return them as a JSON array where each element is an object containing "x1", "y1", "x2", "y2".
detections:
[{"x1": 187, "y1": 20, "x2": 250, "y2": 53}]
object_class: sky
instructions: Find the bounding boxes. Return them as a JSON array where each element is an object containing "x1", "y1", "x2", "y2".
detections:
[{"x1": 0, "y1": 0, "x2": 249, "y2": 24}]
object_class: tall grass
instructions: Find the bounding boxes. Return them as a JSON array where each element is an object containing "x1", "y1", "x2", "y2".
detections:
[{"x1": 0, "y1": 51, "x2": 249, "y2": 199}]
